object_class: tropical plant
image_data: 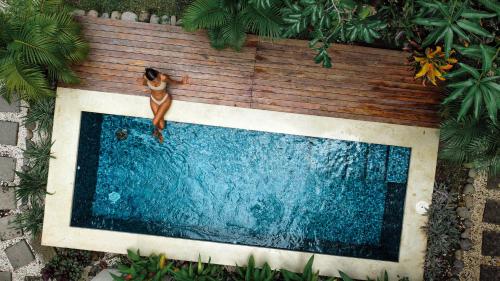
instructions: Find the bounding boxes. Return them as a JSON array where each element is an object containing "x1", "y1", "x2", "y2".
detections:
[
  {"x1": 0, "y1": 0, "x2": 88, "y2": 103},
  {"x1": 41, "y1": 249, "x2": 92, "y2": 281},
  {"x1": 413, "y1": 46, "x2": 458, "y2": 85},
  {"x1": 423, "y1": 183, "x2": 461, "y2": 281},
  {"x1": 172, "y1": 255, "x2": 223, "y2": 281},
  {"x1": 280, "y1": 256, "x2": 318, "y2": 281},
  {"x1": 23, "y1": 95, "x2": 56, "y2": 135},
  {"x1": 281, "y1": 0, "x2": 386, "y2": 68},
  {"x1": 235, "y1": 255, "x2": 276, "y2": 281},
  {"x1": 440, "y1": 115, "x2": 499, "y2": 175},
  {"x1": 412, "y1": 0, "x2": 495, "y2": 58},
  {"x1": 377, "y1": 0, "x2": 420, "y2": 48},
  {"x1": 182, "y1": 0, "x2": 282, "y2": 51},
  {"x1": 112, "y1": 249, "x2": 172, "y2": 281},
  {"x1": 443, "y1": 44, "x2": 499, "y2": 122}
]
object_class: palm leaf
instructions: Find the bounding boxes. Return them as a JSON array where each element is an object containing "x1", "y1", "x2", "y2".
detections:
[{"x1": 182, "y1": 0, "x2": 231, "y2": 31}]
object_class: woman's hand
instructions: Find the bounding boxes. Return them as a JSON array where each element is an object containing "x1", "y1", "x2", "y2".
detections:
[{"x1": 137, "y1": 75, "x2": 146, "y2": 86}]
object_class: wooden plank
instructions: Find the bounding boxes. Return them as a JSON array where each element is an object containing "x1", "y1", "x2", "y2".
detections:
[
  {"x1": 72, "y1": 78, "x2": 252, "y2": 104},
  {"x1": 254, "y1": 65, "x2": 435, "y2": 93},
  {"x1": 74, "y1": 65, "x2": 252, "y2": 91},
  {"x1": 252, "y1": 92, "x2": 439, "y2": 124},
  {"x1": 251, "y1": 103, "x2": 437, "y2": 128},
  {"x1": 73, "y1": 70, "x2": 251, "y2": 97},
  {"x1": 77, "y1": 61, "x2": 253, "y2": 86}
]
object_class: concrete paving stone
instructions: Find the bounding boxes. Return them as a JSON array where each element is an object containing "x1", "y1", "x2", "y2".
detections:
[
  {"x1": 487, "y1": 175, "x2": 499, "y2": 189},
  {"x1": 0, "y1": 157, "x2": 16, "y2": 182},
  {"x1": 0, "y1": 272, "x2": 12, "y2": 281},
  {"x1": 483, "y1": 200, "x2": 500, "y2": 225},
  {"x1": 480, "y1": 265, "x2": 500, "y2": 281},
  {"x1": 5, "y1": 239, "x2": 35, "y2": 269},
  {"x1": 24, "y1": 277, "x2": 42, "y2": 281},
  {"x1": 0, "y1": 215, "x2": 22, "y2": 241},
  {"x1": 482, "y1": 231, "x2": 500, "y2": 256},
  {"x1": 0, "y1": 96, "x2": 19, "y2": 112},
  {"x1": 0, "y1": 188, "x2": 16, "y2": 209},
  {"x1": 91, "y1": 269, "x2": 119, "y2": 281},
  {"x1": 0, "y1": 121, "x2": 18, "y2": 146}
]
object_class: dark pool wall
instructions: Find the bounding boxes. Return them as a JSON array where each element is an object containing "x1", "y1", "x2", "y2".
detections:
[{"x1": 71, "y1": 112, "x2": 410, "y2": 261}]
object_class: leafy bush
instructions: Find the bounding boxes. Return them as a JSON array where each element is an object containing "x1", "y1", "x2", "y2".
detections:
[
  {"x1": 182, "y1": 0, "x2": 282, "y2": 51},
  {"x1": 440, "y1": 114, "x2": 499, "y2": 175},
  {"x1": 423, "y1": 183, "x2": 461, "y2": 281},
  {"x1": 0, "y1": 0, "x2": 88, "y2": 103},
  {"x1": 172, "y1": 255, "x2": 223, "y2": 281},
  {"x1": 112, "y1": 249, "x2": 172, "y2": 281},
  {"x1": 13, "y1": 96, "x2": 55, "y2": 237},
  {"x1": 281, "y1": 0, "x2": 386, "y2": 68},
  {"x1": 41, "y1": 249, "x2": 93, "y2": 281},
  {"x1": 235, "y1": 255, "x2": 276, "y2": 281},
  {"x1": 280, "y1": 256, "x2": 319, "y2": 281}
]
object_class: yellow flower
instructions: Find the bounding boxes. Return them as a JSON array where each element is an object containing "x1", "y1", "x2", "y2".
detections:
[
  {"x1": 413, "y1": 46, "x2": 458, "y2": 86},
  {"x1": 159, "y1": 254, "x2": 167, "y2": 269}
]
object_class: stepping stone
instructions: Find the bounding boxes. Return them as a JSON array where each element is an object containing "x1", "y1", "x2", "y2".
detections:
[
  {"x1": 121, "y1": 12, "x2": 138, "y2": 22},
  {"x1": 480, "y1": 265, "x2": 500, "y2": 281},
  {"x1": 0, "y1": 272, "x2": 12, "y2": 281},
  {"x1": 91, "y1": 269, "x2": 119, "y2": 281},
  {"x1": 0, "y1": 121, "x2": 18, "y2": 146},
  {"x1": 24, "y1": 276, "x2": 42, "y2": 281},
  {"x1": 481, "y1": 231, "x2": 500, "y2": 256},
  {"x1": 483, "y1": 200, "x2": 500, "y2": 225},
  {"x1": 5, "y1": 240, "x2": 35, "y2": 269},
  {"x1": 0, "y1": 157, "x2": 16, "y2": 182},
  {"x1": 0, "y1": 188, "x2": 16, "y2": 209},
  {"x1": 0, "y1": 96, "x2": 19, "y2": 112},
  {"x1": 0, "y1": 215, "x2": 22, "y2": 241},
  {"x1": 487, "y1": 175, "x2": 499, "y2": 189}
]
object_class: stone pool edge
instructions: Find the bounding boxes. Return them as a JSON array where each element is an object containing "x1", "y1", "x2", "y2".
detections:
[{"x1": 41, "y1": 88, "x2": 439, "y2": 281}]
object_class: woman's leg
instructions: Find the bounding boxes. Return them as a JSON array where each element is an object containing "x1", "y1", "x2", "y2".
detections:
[
  {"x1": 153, "y1": 95, "x2": 172, "y2": 130},
  {"x1": 150, "y1": 99, "x2": 160, "y2": 128}
]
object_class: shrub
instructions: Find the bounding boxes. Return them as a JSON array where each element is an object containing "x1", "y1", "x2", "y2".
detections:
[
  {"x1": 0, "y1": 0, "x2": 88, "y2": 103},
  {"x1": 423, "y1": 183, "x2": 461, "y2": 281},
  {"x1": 182, "y1": 0, "x2": 282, "y2": 51},
  {"x1": 235, "y1": 255, "x2": 276, "y2": 281},
  {"x1": 41, "y1": 249, "x2": 93, "y2": 281},
  {"x1": 111, "y1": 249, "x2": 171, "y2": 281},
  {"x1": 172, "y1": 255, "x2": 223, "y2": 281}
]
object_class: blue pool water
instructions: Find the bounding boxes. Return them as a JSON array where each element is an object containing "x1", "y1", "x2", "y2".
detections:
[{"x1": 72, "y1": 112, "x2": 410, "y2": 261}]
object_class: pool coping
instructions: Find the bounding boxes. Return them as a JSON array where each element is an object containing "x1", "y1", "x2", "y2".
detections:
[{"x1": 42, "y1": 88, "x2": 440, "y2": 280}]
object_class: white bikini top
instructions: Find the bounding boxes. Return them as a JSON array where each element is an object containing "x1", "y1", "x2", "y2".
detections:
[{"x1": 147, "y1": 80, "x2": 167, "y2": 91}]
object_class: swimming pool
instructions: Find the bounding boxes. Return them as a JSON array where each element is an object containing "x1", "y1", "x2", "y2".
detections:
[
  {"x1": 42, "y1": 88, "x2": 439, "y2": 280},
  {"x1": 72, "y1": 111, "x2": 410, "y2": 261}
]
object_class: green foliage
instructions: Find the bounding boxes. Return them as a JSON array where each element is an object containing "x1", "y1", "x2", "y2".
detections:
[
  {"x1": 443, "y1": 45, "x2": 500, "y2": 123},
  {"x1": 112, "y1": 249, "x2": 172, "y2": 281},
  {"x1": 282, "y1": 0, "x2": 386, "y2": 68},
  {"x1": 0, "y1": 0, "x2": 88, "y2": 103},
  {"x1": 423, "y1": 183, "x2": 461, "y2": 281},
  {"x1": 182, "y1": 0, "x2": 282, "y2": 51},
  {"x1": 172, "y1": 255, "x2": 223, "y2": 281},
  {"x1": 23, "y1": 95, "x2": 56, "y2": 135},
  {"x1": 440, "y1": 115, "x2": 499, "y2": 175},
  {"x1": 12, "y1": 96, "x2": 56, "y2": 237},
  {"x1": 413, "y1": 0, "x2": 495, "y2": 58},
  {"x1": 41, "y1": 249, "x2": 92, "y2": 281},
  {"x1": 235, "y1": 255, "x2": 276, "y2": 281},
  {"x1": 280, "y1": 256, "x2": 318, "y2": 281},
  {"x1": 65, "y1": 0, "x2": 192, "y2": 16}
]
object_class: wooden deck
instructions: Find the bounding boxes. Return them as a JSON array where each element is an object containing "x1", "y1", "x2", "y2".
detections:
[{"x1": 67, "y1": 16, "x2": 441, "y2": 128}]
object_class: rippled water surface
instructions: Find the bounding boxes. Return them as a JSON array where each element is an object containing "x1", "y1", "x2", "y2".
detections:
[{"x1": 72, "y1": 112, "x2": 410, "y2": 261}]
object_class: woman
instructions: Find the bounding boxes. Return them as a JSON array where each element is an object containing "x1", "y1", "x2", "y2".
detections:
[{"x1": 139, "y1": 68, "x2": 188, "y2": 143}]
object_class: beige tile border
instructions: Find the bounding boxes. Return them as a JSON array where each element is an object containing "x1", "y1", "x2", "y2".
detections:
[{"x1": 42, "y1": 88, "x2": 439, "y2": 280}]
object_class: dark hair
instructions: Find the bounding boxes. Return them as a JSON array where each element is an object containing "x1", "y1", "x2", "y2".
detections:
[{"x1": 145, "y1": 68, "x2": 159, "y2": 81}]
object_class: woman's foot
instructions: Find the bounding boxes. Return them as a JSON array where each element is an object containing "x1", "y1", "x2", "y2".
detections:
[{"x1": 157, "y1": 131, "x2": 164, "y2": 144}]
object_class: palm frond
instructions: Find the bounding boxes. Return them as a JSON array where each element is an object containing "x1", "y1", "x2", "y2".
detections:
[
  {"x1": 182, "y1": 0, "x2": 231, "y2": 31},
  {"x1": 23, "y1": 95, "x2": 55, "y2": 134},
  {"x1": 241, "y1": 2, "x2": 282, "y2": 39},
  {"x1": 220, "y1": 14, "x2": 247, "y2": 51}
]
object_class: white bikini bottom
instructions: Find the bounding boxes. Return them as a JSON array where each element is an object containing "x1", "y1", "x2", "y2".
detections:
[{"x1": 151, "y1": 94, "x2": 169, "y2": 105}]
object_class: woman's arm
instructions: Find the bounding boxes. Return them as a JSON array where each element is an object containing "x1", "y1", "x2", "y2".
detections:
[
  {"x1": 137, "y1": 74, "x2": 148, "y2": 86},
  {"x1": 163, "y1": 74, "x2": 189, "y2": 85}
]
